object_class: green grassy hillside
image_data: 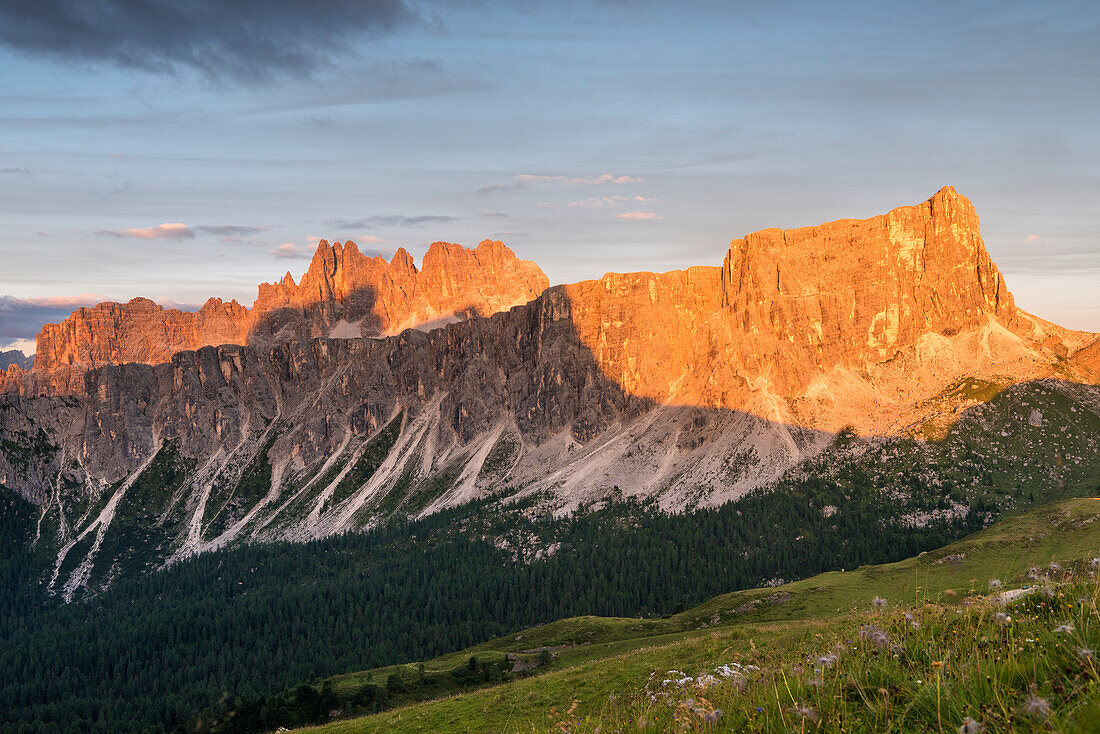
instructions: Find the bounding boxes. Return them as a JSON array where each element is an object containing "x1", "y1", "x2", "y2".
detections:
[{"x1": 275, "y1": 498, "x2": 1100, "y2": 733}]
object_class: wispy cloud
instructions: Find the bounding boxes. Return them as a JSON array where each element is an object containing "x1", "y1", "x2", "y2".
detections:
[
  {"x1": 97, "y1": 222, "x2": 194, "y2": 240},
  {"x1": 326, "y1": 215, "x2": 458, "y2": 229},
  {"x1": 1, "y1": 166, "x2": 31, "y2": 176},
  {"x1": 270, "y1": 243, "x2": 310, "y2": 260},
  {"x1": 95, "y1": 222, "x2": 267, "y2": 240},
  {"x1": 0, "y1": 0, "x2": 417, "y2": 84},
  {"x1": 155, "y1": 299, "x2": 203, "y2": 312},
  {"x1": 478, "y1": 173, "x2": 643, "y2": 194},
  {"x1": 194, "y1": 225, "x2": 266, "y2": 237},
  {"x1": 538, "y1": 195, "x2": 658, "y2": 210},
  {"x1": 616, "y1": 211, "x2": 661, "y2": 220}
]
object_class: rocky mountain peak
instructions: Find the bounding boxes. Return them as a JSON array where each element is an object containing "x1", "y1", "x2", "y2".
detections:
[
  {"x1": 719, "y1": 186, "x2": 1015, "y2": 372},
  {"x1": 390, "y1": 247, "x2": 417, "y2": 274},
  {"x1": 14, "y1": 239, "x2": 549, "y2": 392}
]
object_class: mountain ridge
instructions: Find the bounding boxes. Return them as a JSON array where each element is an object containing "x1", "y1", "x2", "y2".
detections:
[
  {"x1": 2, "y1": 238, "x2": 547, "y2": 394},
  {"x1": 1, "y1": 187, "x2": 1098, "y2": 599}
]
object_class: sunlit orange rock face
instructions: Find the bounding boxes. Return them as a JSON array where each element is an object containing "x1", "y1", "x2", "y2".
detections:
[
  {"x1": 249, "y1": 239, "x2": 549, "y2": 342},
  {"x1": 35, "y1": 297, "x2": 251, "y2": 371},
  {"x1": 26, "y1": 239, "x2": 548, "y2": 379},
  {"x1": 719, "y1": 186, "x2": 1014, "y2": 385},
  {"x1": 557, "y1": 186, "x2": 1091, "y2": 431}
]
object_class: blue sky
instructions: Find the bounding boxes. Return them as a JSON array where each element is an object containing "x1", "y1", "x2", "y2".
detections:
[{"x1": 1, "y1": 0, "x2": 1098, "y2": 352}]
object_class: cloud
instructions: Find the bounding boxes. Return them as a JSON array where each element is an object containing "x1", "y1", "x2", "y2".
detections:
[
  {"x1": 325, "y1": 215, "x2": 458, "y2": 229},
  {"x1": 271, "y1": 243, "x2": 310, "y2": 260},
  {"x1": 538, "y1": 195, "x2": 658, "y2": 210},
  {"x1": 1, "y1": 166, "x2": 31, "y2": 176},
  {"x1": 154, "y1": 299, "x2": 203, "y2": 312},
  {"x1": 0, "y1": 0, "x2": 417, "y2": 83},
  {"x1": 95, "y1": 223, "x2": 267, "y2": 240},
  {"x1": 616, "y1": 211, "x2": 661, "y2": 220},
  {"x1": 477, "y1": 211, "x2": 509, "y2": 219},
  {"x1": 97, "y1": 222, "x2": 194, "y2": 240},
  {"x1": 0, "y1": 294, "x2": 107, "y2": 351},
  {"x1": 193, "y1": 225, "x2": 266, "y2": 237},
  {"x1": 478, "y1": 174, "x2": 643, "y2": 194},
  {"x1": 1026, "y1": 234, "x2": 1046, "y2": 244}
]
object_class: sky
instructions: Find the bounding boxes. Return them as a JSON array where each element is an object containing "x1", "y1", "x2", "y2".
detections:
[{"x1": 1, "y1": 0, "x2": 1099, "y2": 353}]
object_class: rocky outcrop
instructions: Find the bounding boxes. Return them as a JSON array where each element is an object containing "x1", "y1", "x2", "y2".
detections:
[
  {"x1": 719, "y1": 186, "x2": 1015, "y2": 387},
  {"x1": 22, "y1": 239, "x2": 549, "y2": 385},
  {"x1": 551, "y1": 187, "x2": 1075, "y2": 427},
  {"x1": 248, "y1": 238, "x2": 549, "y2": 344},
  {"x1": 34, "y1": 297, "x2": 250, "y2": 371}
]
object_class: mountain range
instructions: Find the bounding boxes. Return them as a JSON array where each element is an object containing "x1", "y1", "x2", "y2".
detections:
[{"x1": 1, "y1": 186, "x2": 1098, "y2": 601}]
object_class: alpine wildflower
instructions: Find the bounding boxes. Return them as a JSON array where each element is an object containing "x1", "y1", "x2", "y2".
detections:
[
  {"x1": 958, "y1": 716, "x2": 983, "y2": 734},
  {"x1": 1054, "y1": 623, "x2": 1076, "y2": 634},
  {"x1": 859, "y1": 624, "x2": 890, "y2": 649},
  {"x1": 988, "y1": 579, "x2": 1002, "y2": 590},
  {"x1": 993, "y1": 611, "x2": 1010, "y2": 625},
  {"x1": 1021, "y1": 695, "x2": 1053, "y2": 719},
  {"x1": 789, "y1": 704, "x2": 819, "y2": 723},
  {"x1": 872, "y1": 596, "x2": 888, "y2": 610},
  {"x1": 1078, "y1": 647, "x2": 1095, "y2": 662}
]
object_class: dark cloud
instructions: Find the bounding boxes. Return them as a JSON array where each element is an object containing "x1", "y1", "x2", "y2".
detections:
[
  {"x1": 326, "y1": 215, "x2": 459, "y2": 229},
  {"x1": 0, "y1": 294, "x2": 104, "y2": 350},
  {"x1": 477, "y1": 211, "x2": 509, "y2": 219},
  {"x1": 0, "y1": 0, "x2": 417, "y2": 83},
  {"x1": 1, "y1": 166, "x2": 31, "y2": 175}
]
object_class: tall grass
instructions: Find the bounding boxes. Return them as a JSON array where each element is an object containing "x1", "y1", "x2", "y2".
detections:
[{"x1": 570, "y1": 560, "x2": 1100, "y2": 733}]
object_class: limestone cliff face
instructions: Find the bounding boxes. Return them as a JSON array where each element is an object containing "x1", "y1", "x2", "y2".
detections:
[
  {"x1": 35, "y1": 298, "x2": 250, "y2": 371},
  {"x1": 554, "y1": 187, "x2": 1031, "y2": 419},
  {"x1": 25, "y1": 239, "x2": 549, "y2": 380},
  {"x1": 250, "y1": 238, "x2": 549, "y2": 342},
  {"x1": 720, "y1": 186, "x2": 1014, "y2": 386}
]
